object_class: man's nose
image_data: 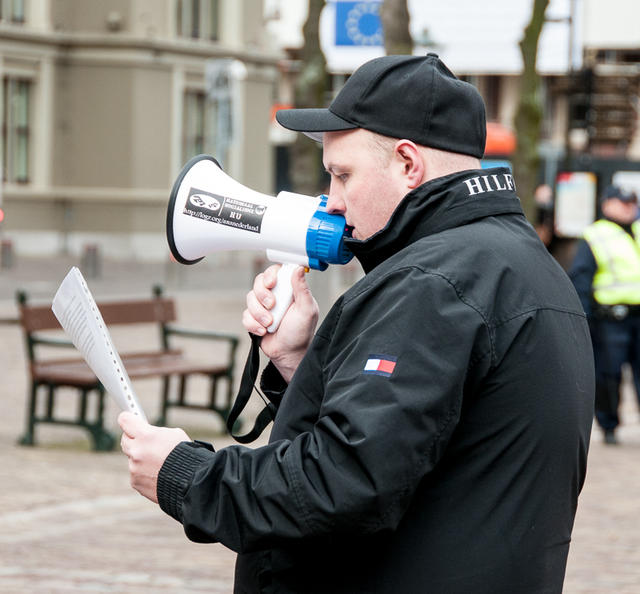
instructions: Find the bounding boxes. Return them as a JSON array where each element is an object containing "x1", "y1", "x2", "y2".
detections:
[{"x1": 325, "y1": 190, "x2": 345, "y2": 215}]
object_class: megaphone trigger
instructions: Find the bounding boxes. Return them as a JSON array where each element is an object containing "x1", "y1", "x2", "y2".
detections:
[{"x1": 267, "y1": 262, "x2": 298, "y2": 333}]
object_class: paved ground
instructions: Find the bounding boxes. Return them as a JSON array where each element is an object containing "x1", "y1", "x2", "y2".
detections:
[{"x1": 1, "y1": 255, "x2": 639, "y2": 593}]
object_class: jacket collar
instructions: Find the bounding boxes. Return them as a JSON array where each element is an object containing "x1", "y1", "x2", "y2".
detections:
[{"x1": 345, "y1": 167, "x2": 525, "y2": 273}]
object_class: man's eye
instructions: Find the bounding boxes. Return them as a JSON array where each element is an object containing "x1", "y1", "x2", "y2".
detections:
[{"x1": 339, "y1": 173, "x2": 349, "y2": 183}]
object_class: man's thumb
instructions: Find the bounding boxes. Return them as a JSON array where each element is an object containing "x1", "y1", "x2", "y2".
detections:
[{"x1": 118, "y1": 411, "x2": 148, "y2": 436}]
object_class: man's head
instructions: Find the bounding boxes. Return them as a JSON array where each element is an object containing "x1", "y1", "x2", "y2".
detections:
[
  {"x1": 321, "y1": 129, "x2": 479, "y2": 240},
  {"x1": 600, "y1": 185, "x2": 638, "y2": 225},
  {"x1": 276, "y1": 53, "x2": 486, "y2": 158},
  {"x1": 276, "y1": 54, "x2": 486, "y2": 240}
]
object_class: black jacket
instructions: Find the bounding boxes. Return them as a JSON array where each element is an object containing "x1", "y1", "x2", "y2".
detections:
[{"x1": 158, "y1": 168, "x2": 594, "y2": 594}]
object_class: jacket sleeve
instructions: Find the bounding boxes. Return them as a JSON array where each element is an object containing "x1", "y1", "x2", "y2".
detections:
[
  {"x1": 157, "y1": 266, "x2": 489, "y2": 553},
  {"x1": 568, "y1": 239, "x2": 596, "y2": 318},
  {"x1": 260, "y1": 361, "x2": 288, "y2": 406}
]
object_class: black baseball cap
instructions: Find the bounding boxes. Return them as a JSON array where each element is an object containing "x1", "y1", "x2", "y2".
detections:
[
  {"x1": 601, "y1": 185, "x2": 638, "y2": 204},
  {"x1": 276, "y1": 53, "x2": 487, "y2": 159}
]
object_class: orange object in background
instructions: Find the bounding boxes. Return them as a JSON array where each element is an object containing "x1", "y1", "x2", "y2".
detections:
[
  {"x1": 271, "y1": 103, "x2": 293, "y2": 123},
  {"x1": 485, "y1": 122, "x2": 516, "y2": 156}
]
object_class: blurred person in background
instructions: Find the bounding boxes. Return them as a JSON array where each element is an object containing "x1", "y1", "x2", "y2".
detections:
[
  {"x1": 570, "y1": 185, "x2": 640, "y2": 445},
  {"x1": 533, "y1": 183, "x2": 556, "y2": 249}
]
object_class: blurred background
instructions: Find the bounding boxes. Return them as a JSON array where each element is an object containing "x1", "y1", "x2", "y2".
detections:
[
  {"x1": 1, "y1": 1, "x2": 640, "y2": 592},
  {"x1": 0, "y1": 0, "x2": 638, "y2": 270}
]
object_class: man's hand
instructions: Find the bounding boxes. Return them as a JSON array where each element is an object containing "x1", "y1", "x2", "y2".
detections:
[
  {"x1": 118, "y1": 412, "x2": 190, "y2": 504},
  {"x1": 242, "y1": 264, "x2": 319, "y2": 382}
]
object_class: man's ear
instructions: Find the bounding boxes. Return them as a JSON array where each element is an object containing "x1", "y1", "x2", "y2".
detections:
[{"x1": 394, "y1": 140, "x2": 425, "y2": 189}]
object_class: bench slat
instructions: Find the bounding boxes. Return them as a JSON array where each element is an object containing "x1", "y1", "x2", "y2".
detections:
[
  {"x1": 32, "y1": 350, "x2": 229, "y2": 385},
  {"x1": 20, "y1": 299, "x2": 177, "y2": 331},
  {"x1": 100, "y1": 300, "x2": 176, "y2": 325}
]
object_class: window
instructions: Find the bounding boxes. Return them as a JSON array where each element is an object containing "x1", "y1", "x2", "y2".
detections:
[
  {"x1": 2, "y1": 77, "x2": 30, "y2": 183},
  {"x1": 183, "y1": 90, "x2": 207, "y2": 159},
  {"x1": 183, "y1": 89, "x2": 229, "y2": 164},
  {"x1": 176, "y1": 0, "x2": 219, "y2": 41},
  {"x1": 0, "y1": 0, "x2": 26, "y2": 23}
]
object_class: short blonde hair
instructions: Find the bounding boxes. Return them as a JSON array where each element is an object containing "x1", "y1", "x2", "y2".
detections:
[
  {"x1": 366, "y1": 131, "x2": 398, "y2": 166},
  {"x1": 364, "y1": 129, "x2": 481, "y2": 180}
]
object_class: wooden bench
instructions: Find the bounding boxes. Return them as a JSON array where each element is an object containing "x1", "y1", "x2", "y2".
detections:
[{"x1": 16, "y1": 286, "x2": 239, "y2": 450}]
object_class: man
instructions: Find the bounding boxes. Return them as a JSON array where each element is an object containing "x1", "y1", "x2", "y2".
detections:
[
  {"x1": 569, "y1": 185, "x2": 640, "y2": 445},
  {"x1": 120, "y1": 54, "x2": 594, "y2": 593}
]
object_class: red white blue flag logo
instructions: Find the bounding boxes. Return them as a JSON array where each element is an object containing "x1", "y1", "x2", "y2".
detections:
[{"x1": 363, "y1": 354, "x2": 397, "y2": 377}]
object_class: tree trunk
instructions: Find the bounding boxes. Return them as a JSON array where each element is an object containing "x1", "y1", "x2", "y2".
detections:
[
  {"x1": 512, "y1": 0, "x2": 550, "y2": 220},
  {"x1": 289, "y1": 0, "x2": 328, "y2": 196},
  {"x1": 381, "y1": 0, "x2": 413, "y2": 55}
]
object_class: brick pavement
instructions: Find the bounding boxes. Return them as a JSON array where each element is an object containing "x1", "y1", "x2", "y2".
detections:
[
  {"x1": 564, "y1": 392, "x2": 640, "y2": 594},
  {"x1": 1, "y1": 256, "x2": 640, "y2": 592}
]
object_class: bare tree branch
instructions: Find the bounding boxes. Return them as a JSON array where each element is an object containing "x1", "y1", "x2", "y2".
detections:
[
  {"x1": 512, "y1": 0, "x2": 550, "y2": 220},
  {"x1": 289, "y1": 0, "x2": 328, "y2": 195}
]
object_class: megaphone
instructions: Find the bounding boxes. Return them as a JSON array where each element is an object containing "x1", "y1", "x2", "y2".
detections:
[{"x1": 167, "y1": 154, "x2": 353, "y2": 332}]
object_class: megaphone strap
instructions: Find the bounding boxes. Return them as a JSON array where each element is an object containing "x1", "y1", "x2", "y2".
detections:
[{"x1": 226, "y1": 333, "x2": 277, "y2": 443}]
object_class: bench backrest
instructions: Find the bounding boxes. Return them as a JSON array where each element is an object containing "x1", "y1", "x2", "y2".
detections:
[{"x1": 18, "y1": 297, "x2": 177, "y2": 332}]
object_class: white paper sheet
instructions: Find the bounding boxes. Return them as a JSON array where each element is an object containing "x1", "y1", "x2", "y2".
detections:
[{"x1": 51, "y1": 267, "x2": 147, "y2": 421}]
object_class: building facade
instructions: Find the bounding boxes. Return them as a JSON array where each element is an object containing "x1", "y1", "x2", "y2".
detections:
[
  {"x1": 267, "y1": 0, "x2": 640, "y2": 185},
  {"x1": 0, "y1": 0, "x2": 280, "y2": 261}
]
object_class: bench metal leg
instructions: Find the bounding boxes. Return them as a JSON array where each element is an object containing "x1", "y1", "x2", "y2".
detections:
[
  {"x1": 18, "y1": 381, "x2": 39, "y2": 446},
  {"x1": 87, "y1": 424, "x2": 116, "y2": 451},
  {"x1": 156, "y1": 376, "x2": 171, "y2": 426},
  {"x1": 208, "y1": 377, "x2": 219, "y2": 410},
  {"x1": 211, "y1": 373, "x2": 239, "y2": 430},
  {"x1": 178, "y1": 375, "x2": 187, "y2": 405},
  {"x1": 153, "y1": 372, "x2": 237, "y2": 431},
  {"x1": 155, "y1": 375, "x2": 188, "y2": 426},
  {"x1": 78, "y1": 389, "x2": 89, "y2": 422},
  {"x1": 18, "y1": 383, "x2": 115, "y2": 451},
  {"x1": 87, "y1": 387, "x2": 116, "y2": 452},
  {"x1": 46, "y1": 385, "x2": 56, "y2": 420},
  {"x1": 224, "y1": 373, "x2": 234, "y2": 417}
]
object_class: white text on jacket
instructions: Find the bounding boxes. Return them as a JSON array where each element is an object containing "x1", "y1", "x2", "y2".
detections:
[{"x1": 463, "y1": 173, "x2": 516, "y2": 196}]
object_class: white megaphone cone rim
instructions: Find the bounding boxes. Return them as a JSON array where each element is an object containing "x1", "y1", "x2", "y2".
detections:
[{"x1": 167, "y1": 154, "x2": 220, "y2": 265}]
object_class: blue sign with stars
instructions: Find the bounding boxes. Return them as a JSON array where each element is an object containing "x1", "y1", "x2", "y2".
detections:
[{"x1": 335, "y1": 1, "x2": 383, "y2": 47}]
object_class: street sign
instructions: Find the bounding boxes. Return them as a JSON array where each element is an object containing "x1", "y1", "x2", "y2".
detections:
[
  {"x1": 335, "y1": 1, "x2": 383, "y2": 46},
  {"x1": 554, "y1": 171, "x2": 597, "y2": 237}
]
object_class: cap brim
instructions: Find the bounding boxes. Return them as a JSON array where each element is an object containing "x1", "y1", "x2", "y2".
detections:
[{"x1": 275, "y1": 108, "x2": 357, "y2": 142}]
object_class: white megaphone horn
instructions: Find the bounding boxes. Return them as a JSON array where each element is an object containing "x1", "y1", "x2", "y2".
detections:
[{"x1": 167, "y1": 154, "x2": 353, "y2": 332}]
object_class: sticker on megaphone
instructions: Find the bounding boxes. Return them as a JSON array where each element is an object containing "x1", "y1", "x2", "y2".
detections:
[{"x1": 184, "y1": 187, "x2": 266, "y2": 233}]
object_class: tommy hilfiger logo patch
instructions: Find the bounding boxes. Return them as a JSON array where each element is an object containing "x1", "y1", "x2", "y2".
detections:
[
  {"x1": 363, "y1": 354, "x2": 397, "y2": 377},
  {"x1": 462, "y1": 172, "x2": 515, "y2": 196}
]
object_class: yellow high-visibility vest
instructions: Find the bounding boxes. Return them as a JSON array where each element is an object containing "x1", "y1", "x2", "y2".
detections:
[{"x1": 583, "y1": 219, "x2": 640, "y2": 305}]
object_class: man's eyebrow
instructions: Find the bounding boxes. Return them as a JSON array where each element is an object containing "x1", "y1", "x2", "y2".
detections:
[{"x1": 324, "y1": 163, "x2": 343, "y2": 174}]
